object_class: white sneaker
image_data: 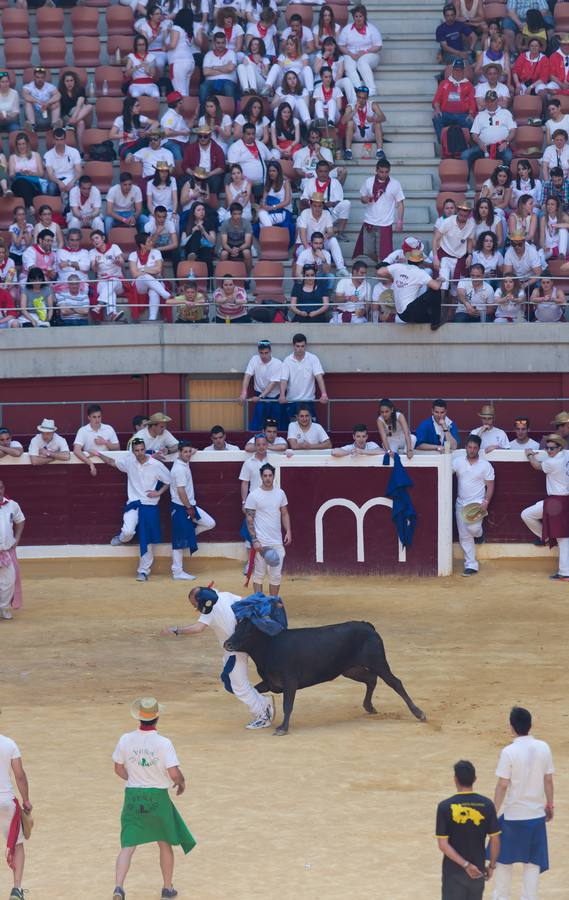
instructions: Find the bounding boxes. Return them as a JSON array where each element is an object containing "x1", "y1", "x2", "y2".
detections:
[
  {"x1": 136, "y1": 572, "x2": 148, "y2": 582},
  {"x1": 1, "y1": 608, "x2": 13, "y2": 620},
  {"x1": 246, "y1": 698, "x2": 274, "y2": 729},
  {"x1": 172, "y1": 572, "x2": 196, "y2": 581},
  {"x1": 110, "y1": 535, "x2": 123, "y2": 546}
]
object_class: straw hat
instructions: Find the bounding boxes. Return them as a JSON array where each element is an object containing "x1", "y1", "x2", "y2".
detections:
[
  {"x1": 148, "y1": 412, "x2": 172, "y2": 424},
  {"x1": 552, "y1": 410, "x2": 569, "y2": 426},
  {"x1": 544, "y1": 433, "x2": 567, "y2": 449},
  {"x1": 510, "y1": 230, "x2": 526, "y2": 243},
  {"x1": 556, "y1": 32, "x2": 569, "y2": 43},
  {"x1": 456, "y1": 200, "x2": 472, "y2": 211},
  {"x1": 155, "y1": 161, "x2": 170, "y2": 171},
  {"x1": 195, "y1": 125, "x2": 212, "y2": 136},
  {"x1": 310, "y1": 192, "x2": 324, "y2": 204},
  {"x1": 130, "y1": 697, "x2": 164, "y2": 721},
  {"x1": 478, "y1": 404, "x2": 496, "y2": 418},
  {"x1": 193, "y1": 167, "x2": 209, "y2": 180},
  {"x1": 37, "y1": 418, "x2": 57, "y2": 433},
  {"x1": 460, "y1": 503, "x2": 488, "y2": 524},
  {"x1": 377, "y1": 288, "x2": 395, "y2": 307}
]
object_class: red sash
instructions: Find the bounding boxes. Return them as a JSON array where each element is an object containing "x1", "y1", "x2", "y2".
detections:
[
  {"x1": 372, "y1": 175, "x2": 390, "y2": 202},
  {"x1": 6, "y1": 799, "x2": 21, "y2": 870},
  {"x1": 322, "y1": 86, "x2": 333, "y2": 102},
  {"x1": 246, "y1": 143, "x2": 260, "y2": 158},
  {"x1": 356, "y1": 105, "x2": 368, "y2": 129}
]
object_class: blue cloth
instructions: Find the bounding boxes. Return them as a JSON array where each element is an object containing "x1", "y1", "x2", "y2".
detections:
[
  {"x1": 414, "y1": 415, "x2": 460, "y2": 448},
  {"x1": 124, "y1": 500, "x2": 162, "y2": 557},
  {"x1": 240, "y1": 517, "x2": 253, "y2": 542},
  {"x1": 249, "y1": 392, "x2": 282, "y2": 431},
  {"x1": 491, "y1": 816, "x2": 549, "y2": 872},
  {"x1": 220, "y1": 654, "x2": 236, "y2": 693},
  {"x1": 252, "y1": 196, "x2": 295, "y2": 246},
  {"x1": 231, "y1": 592, "x2": 288, "y2": 635},
  {"x1": 384, "y1": 453, "x2": 416, "y2": 548},
  {"x1": 170, "y1": 502, "x2": 199, "y2": 552}
]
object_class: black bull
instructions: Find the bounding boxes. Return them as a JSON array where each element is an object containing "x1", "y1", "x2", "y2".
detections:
[{"x1": 224, "y1": 619, "x2": 426, "y2": 735}]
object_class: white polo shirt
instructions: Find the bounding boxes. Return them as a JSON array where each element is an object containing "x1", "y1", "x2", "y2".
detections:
[
  {"x1": 198, "y1": 590, "x2": 241, "y2": 647},
  {"x1": 471, "y1": 107, "x2": 516, "y2": 145},
  {"x1": 335, "y1": 277, "x2": 372, "y2": 312},
  {"x1": 338, "y1": 21, "x2": 382, "y2": 54},
  {"x1": 245, "y1": 485, "x2": 288, "y2": 545},
  {"x1": 470, "y1": 425, "x2": 509, "y2": 451},
  {"x1": 0, "y1": 499, "x2": 25, "y2": 551},
  {"x1": 115, "y1": 454, "x2": 171, "y2": 505},
  {"x1": 452, "y1": 455, "x2": 495, "y2": 505},
  {"x1": 203, "y1": 48, "x2": 238, "y2": 82},
  {"x1": 106, "y1": 183, "x2": 143, "y2": 213},
  {"x1": 134, "y1": 425, "x2": 177, "y2": 454},
  {"x1": 112, "y1": 730, "x2": 179, "y2": 789},
  {"x1": 73, "y1": 423, "x2": 119, "y2": 453},
  {"x1": 508, "y1": 438, "x2": 540, "y2": 451},
  {"x1": 280, "y1": 351, "x2": 324, "y2": 402},
  {"x1": 496, "y1": 735, "x2": 555, "y2": 820},
  {"x1": 239, "y1": 454, "x2": 267, "y2": 491},
  {"x1": 542, "y1": 450, "x2": 569, "y2": 495},
  {"x1": 437, "y1": 215, "x2": 476, "y2": 258},
  {"x1": 207, "y1": 442, "x2": 240, "y2": 451},
  {"x1": 385, "y1": 263, "x2": 432, "y2": 315},
  {"x1": 28, "y1": 434, "x2": 70, "y2": 456},
  {"x1": 360, "y1": 176, "x2": 405, "y2": 228},
  {"x1": 245, "y1": 354, "x2": 283, "y2": 397},
  {"x1": 287, "y1": 421, "x2": 329, "y2": 446},
  {"x1": 0, "y1": 734, "x2": 20, "y2": 800},
  {"x1": 43, "y1": 146, "x2": 81, "y2": 184},
  {"x1": 170, "y1": 457, "x2": 196, "y2": 506}
]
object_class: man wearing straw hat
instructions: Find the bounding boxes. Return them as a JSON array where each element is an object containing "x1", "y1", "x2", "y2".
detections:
[
  {"x1": 547, "y1": 33, "x2": 569, "y2": 96},
  {"x1": 539, "y1": 410, "x2": 569, "y2": 449},
  {"x1": 432, "y1": 200, "x2": 476, "y2": 313},
  {"x1": 134, "y1": 412, "x2": 179, "y2": 460},
  {"x1": 112, "y1": 697, "x2": 195, "y2": 900},
  {"x1": 470, "y1": 404, "x2": 510, "y2": 453},
  {"x1": 522, "y1": 434, "x2": 569, "y2": 580},
  {"x1": 0, "y1": 723, "x2": 32, "y2": 900},
  {"x1": 452, "y1": 433, "x2": 495, "y2": 577},
  {"x1": 503, "y1": 231, "x2": 542, "y2": 288},
  {"x1": 475, "y1": 63, "x2": 510, "y2": 110},
  {"x1": 27, "y1": 419, "x2": 70, "y2": 466}
]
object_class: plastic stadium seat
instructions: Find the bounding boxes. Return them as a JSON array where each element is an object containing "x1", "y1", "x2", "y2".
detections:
[
  {"x1": 107, "y1": 35, "x2": 134, "y2": 63},
  {"x1": 60, "y1": 66, "x2": 89, "y2": 89},
  {"x1": 509, "y1": 157, "x2": 540, "y2": 178},
  {"x1": 119, "y1": 159, "x2": 143, "y2": 180},
  {"x1": 106, "y1": 6, "x2": 134, "y2": 34},
  {"x1": 73, "y1": 37, "x2": 101, "y2": 68},
  {"x1": 137, "y1": 97, "x2": 160, "y2": 121},
  {"x1": 554, "y1": 4, "x2": 569, "y2": 29},
  {"x1": 33, "y1": 196, "x2": 63, "y2": 217},
  {"x1": 1, "y1": 8, "x2": 29, "y2": 38},
  {"x1": 179, "y1": 97, "x2": 199, "y2": 120},
  {"x1": 253, "y1": 261, "x2": 285, "y2": 302},
  {"x1": 439, "y1": 159, "x2": 468, "y2": 192},
  {"x1": 79, "y1": 228, "x2": 93, "y2": 250},
  {"x1": 9, "y1": 130, "x2": 39, "y2": 153},
  {"x1": 109, "y1": 227, "x2": 138, "y2": 253},
  {"x1": 95, "y1": 97, "x2": 123, "y2": 129},
  {"x1": 259, "y1": 227, "x2": 290, "y2": 260},
  {"x1": 329, "y1": 4, "x2": 349, "y2": 27},
  {"x1": 512, "y1": 125, "x2": 544, "y2": 157},
  {"x1": 4, "y1": 38, "x2": 33, "y2": 69},
  {"x1": 473, "y1": 158, "x2": 501, "y2": 191},
  {"x1": 83, "y1": 0, "x2": 110, "y2": 7},
  {"x1": 176, "y1": 260, "x2": 209, "y2": 293},
  {"x1": 39, "y1": 37, "x2": 68, "y2": 68},
  {"x1": 0, "y1": 197, "x2": 23, "y2": 229},
  {"x1": 36, "y1": 7, "x2": 64, "y2": 36},
  {"x1": 279, "y1": 159, "x2": 295, "y2": 183},
  {"x1": 45, "y1": 130, "x2": 78, "y2": 150},
  {"x1": 83, "y1": 128, "x2": 112, "y2": 159},
  {"x1": 435, "y1": 191, "x2": 466, "y2": 215},
  {"x1": 71, "y1": 7, "x2": 100, "y2": 36},
  {"x1": 284, "y1": 4, "x2": 313, "y2": 26},
  {"x1": 545, "y1": 258, "x2": 569, "y2": 292},
  {"x1": 218, "y1": 96, "x2": 236, "y2": 117},
  {"x1": 215, "y1": 260, "x2": 247, "y2": 286},
  {"x1": 95, "y1": 66, "x2": 124, "y2": 98},
  {"x1": 513, "y1": 95, "x2": 543, "y2": 126},
  {"x1": 0, "y1": 0, "x2": 10, "y2": 8},
  {"x1": 83, "y1": 161, "x2": 114, "y2": 193}
]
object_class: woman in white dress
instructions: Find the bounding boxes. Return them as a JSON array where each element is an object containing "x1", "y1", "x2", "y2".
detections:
[
  {"x1": 539, "y1": 196, "x2": 569, "y2": 261},
  {"x1": 125, "y1": 35, "x2": 160, "y2": 98},
  {"x1": 376, "y1": 399, "x2": 415, "y2": 458}
]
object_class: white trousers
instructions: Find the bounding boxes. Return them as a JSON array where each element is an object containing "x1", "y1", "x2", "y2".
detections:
[
  {"x1": 222, "y1": 649, "x2": 272, "y2": 717},
  {"x1": 284, "y1": 95, "x2": 311, "y2": 125},
  {"x1": 439, "y1": 255, "x2": 459, "y2": 292},
  {"x1": 456, "y1": 503, "x2": 482, "y2": 571},
  {"x1": 119, "y1": 507, "x2": 155, "y2": 575},
  {"x1": 266, "y1": 64, "x2": 313, "y2": 92},
  {"x1": 67, "y1": 214, "x2": 105, "y2": 232},
  {"x1": 337, "y1": 77, "x2": 357, "y2": 107},
  {"x1": 128, "y1": 82, "x2": 161, "y2": 99},
  {"x1": 96, "y1": 277, "x2": 122, "y2": 316},
  {"x1": 324, "y1": 235, "x2": 345, "y2": 269},
  {"x1": 134, "y1": 274, "x2": 170, "y2": 321},
  {"x1": 236, "y1": 62, "x2": 265, "y2": 93},
  {"x1": 258, "y1": 208, "x2": 287, "y2": 226},
  {"x1": 253, "y1": 544, "x2": 285, "y2": 586},
  {"x1": 329, "y1": 199, "x2": 351, "y2": 223},
  {"x1": 387, "y1": 433, "x2": 417, "y2": 452},
  {"x1": 315, "y1": 98, "x2": 339, "y2": 123},
  {"x1": 171, "y1": 57, "x2": 195, "y2": 96},
  {"x1": 0, "y1": 800, "x2": 23, "y2": 844},
  {"x1": 343, "y1": 52, "x2": 381, "y2": 95},
  {"x1": 0, "y1": 561, "x2": 15, "y2": 609},
  {"x1": 171, "y1": 506, "x2": 216, "y2": 575},
  {"x1": 492, "y1": 862, "x2": 541, "y2": 900},
  {"x1": 521, "y1": 499, "x2": 569, "y2": 576}
]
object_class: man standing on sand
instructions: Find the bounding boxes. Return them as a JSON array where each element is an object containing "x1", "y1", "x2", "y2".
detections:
[
  {"x1": 161, "y1": 586, "x2": 275, "y2": 729},
  {"x1": 491, "y1": 706, "x2": 555, "y2": 900},
  {"x1": 245, "y1": 463, "x2": 291, "y2": 596},
  {"x1": 0, "y1": 480, "x2": 25, "y2": 621},
  {"x1": 436, "y1": 759, "x2": 500, "y2": 899},
  {"x1": 112, "y1": 697, "x2": 195, "y2": 900},
  {"x1": 0, "y1": 727, "x2": 32, "y2": 900},
  {"x1": 170, "y1": 441, "x2": 216, "y2": 582},
  {"x1": 452, "y1": 434, "x2": 495, "y2": 577},
  {"x1": 521, "y1": 434, "x2": 569, "y2": 581}
]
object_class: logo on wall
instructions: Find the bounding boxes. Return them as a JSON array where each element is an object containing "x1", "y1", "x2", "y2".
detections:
[{"x1": 315, "y1": 497, "x2": 407, "y2": 564}]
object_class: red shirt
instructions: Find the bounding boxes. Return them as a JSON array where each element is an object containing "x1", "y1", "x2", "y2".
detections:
[
  {"x1": 432, "y1": 78, "x2": 476, "y2": 116},
  {"x1": 512, "y1": 52, "x2": 550, "y2": 84}
]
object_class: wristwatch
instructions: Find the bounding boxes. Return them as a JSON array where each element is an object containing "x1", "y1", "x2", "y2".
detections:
[{"x1": 462, "y1": 861, "x2": 470, "y2": 869}]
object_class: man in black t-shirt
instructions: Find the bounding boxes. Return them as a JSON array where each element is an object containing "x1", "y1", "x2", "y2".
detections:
[{"x1": 435, "y1": 760, "x2": 501, "y2": 899}]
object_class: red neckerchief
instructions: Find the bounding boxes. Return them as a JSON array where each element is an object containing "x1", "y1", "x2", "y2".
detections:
[
  {"x1": 149, "y1": 22, "x2": 160, "y2": 37},
  {"x1": 6, "y1": 799, "x2": 21, "y2": 870},
  {"x1": 315, "y1": 177, "x2": 330, "y2": 193},
  {"x1": 0, "y1": 497, "x2": 10, "y2": 506},
  {"x1": 137, "y1": 249, "x2": 151, "y2": 264},
  {"x1": 356, "y1": 104, "x2": 368, "y2": 128},
  {"x1": 351, "y1": 22, "x2": 367, "y2": 34},
  {"x1": 95, "y1": 244, "x2": 108, "y2": 254},
  {"x1": 248, "y1": 53, "x2": 257, "y2": 62},
  {"x1": 223, "y1": 25, "x2": 232, "y2": 41},
  {"x1": 286, "y1": 52, "x2": 299, "y2": 61},
  {"x1": 245, "y1": 141, "x2": 259, "y2": 157},
  {"x1": 322, "y1": 85, "x2": 333, "y2": 101},
  {"x1": 322, "y1": 24, "x2": 334, "y2": 35},
  {"x1": 139, "y1": 723, "x2": 157, "y2": 731},
  {"x1": 63, "y1": 245, "x2": 79, "y2": 253},
  {"x1": 257, "y1": 23, "x2": 268, "y2": 37},
  {"x1": 372, "y1": 175, "x2": 390, "y2": 202},
  {"x1": 134, "y1": 52, "x2": 147, "y2": 60}
]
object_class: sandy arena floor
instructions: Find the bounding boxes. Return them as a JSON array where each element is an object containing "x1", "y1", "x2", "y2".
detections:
[{"x1": 0, "y1": 556, "x2": 567, "y2": 900}]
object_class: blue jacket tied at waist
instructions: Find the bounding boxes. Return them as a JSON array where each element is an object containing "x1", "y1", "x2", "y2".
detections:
[{"x1": 124, "y1": 500, "x2": 162, "y2": 557}]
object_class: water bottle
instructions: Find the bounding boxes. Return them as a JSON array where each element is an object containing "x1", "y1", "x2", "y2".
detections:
[
  {"x1": 115, "y1": 47, "x2": 122, "y2": 65},
  {"x1": 102, "y1": 80, "x2": 109, "y2": 97},
  {"x1": 187, "y1": 266, "x2": 195, "y2": 278},
  {"x1": 87, "y1": 78, "x2": 95, "y2": 99}
]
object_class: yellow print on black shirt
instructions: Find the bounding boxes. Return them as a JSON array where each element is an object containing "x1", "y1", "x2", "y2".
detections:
[{"x1": 450, "y1": 804, "x2": 486, "y2": 827}]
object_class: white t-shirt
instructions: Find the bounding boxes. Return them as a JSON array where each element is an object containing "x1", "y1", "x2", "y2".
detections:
[
  {"x1": 452, "y1": 455, "x2": 495, "y2": 505},
  {"x1": 73, "y1": 423, "x2": 119, "y2": 453},
  {"x1": 57, "y1": 247, "x2": 90, "y2": 278},
  {"x1": 360, "y1": 176, "x2": 405, "y2": 227},
  {"x1": 128, "y1": 248, "x2": 163, "y2": 275},
  {"x1": 170, "y1": 457, "x2": 196, "y2": 506},
  {"x1": 198, "y1": 591, "x2": 241, "y2": 647},
  {"x1": 43, "y1": 146, "x2": 81, "y2": 183},
  {"x1": 239, "y1": 454, "x2": 267, "y2": 491},
  {"x1": 457, "y1": 278, "x2": 495, "y2": 313},
  {"x1": 470, "y1": 425, "x2": 509, "y2": 450},
  {"x1": 292, "y1": 145, "x2": 335, "y2": 178},
  {"x1": 542, "y1": 451, "x2": 569, "y2": 495},
  {"x1": 545, "y1": 113, "x2": 569, "y2": 137},
  {"x1": 160, "y1": 109, "x2": 190, "y2": 145},
  {"x1": 296, "y1": 208, "x2": 335, "y2": 241},
  {"x1": 280, "y1": 351, "x2": 324, "y2": 402},
  {"x1": 471, "y1": 107, "x2": 516, "y2": 145},
  {"x1": 474, "y1": 81, "x2": 510, "y2": 101},
  {"x1": 340, "y1": 441, "x2": 380, "y2": 452},
  {"x1": 471, "y1": 250, "x2": 504, "y2": 277},
  {"x1": 503, "y1": 244, "x2": 542, "y2": 277},
  {"x1": 335, "y1": 277, "x2": 371, "y2": 312},
  {"x1": 301, "y1": 178, "x2": 344, "y2": 205},
  {"x1": 115, "y1": 454, "x2": 171, "y2": 505},
  {"x1": 69, "y1": 185, "x2": 102, "y2": 217},
  {"x1": 28, "y1": 434, "x2": 69, "y2": 456},
  {"x1": 0, "y1": 499, "x2": 25, "y2": 552},
  {"x1": 338, "y1": 21, "x2": 382, "y2": 54},
  {"x1": 437, "y1": 215, "x2": 476, "y2": 257},
  {"x1": 296, "y1": 247, "x2": 331, "y2": 271},
  {"x1": 281, "y1": 24, "x2": 313, "y2": 50},
  {"x1": 106, "y1": 183, "x2": 143, "y2": 213},
  {"x1": 133, "y1": 146, "x2": 175, "y2": 179},
  {"x1": 495, "y1": 735, "x2": 554, "y2": 820},
  {"x1": 207, "y1": 442, "x2": 240, "y2": 451},
  {"x1": 386, "y1": 263, "x2": 432, "y2": 315},
  {"x1": 203, "y1": 48, "x2": 238, "y2": 82},
  {"x1": 508, "y1": 438, "x2": 540, "y2": 451},
  {"x1": 134, "y1": 425, "x2": 177, "y2": 454},
  {"x1": 89, "y1": 244, "x2": 123, "y2": 280},
  {"x1": 112, "y1": 730, "x2": 179, "y2": 789},
  {"x1": 287, "y1": 421, "x2": 329, "y2": 446},
  {"x1": 245, "y1": 354, "x2": 282, "y2": 396},
  {"x1": 0, "y1": 735, "x2": 20, "y2": 801},
  {"x1": 542, "y1": 143, "x2": 569, "y2": 176},
  {"x1": 245, "y1": 485, "x2": 288, "y2": 545}
]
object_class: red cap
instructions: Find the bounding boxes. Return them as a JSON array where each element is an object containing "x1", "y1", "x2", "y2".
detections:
[{"x1": 166, "y1": 91, "x2": 183, "y2": 104}]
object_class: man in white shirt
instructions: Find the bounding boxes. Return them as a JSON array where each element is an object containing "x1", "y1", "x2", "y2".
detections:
[
  {"x1": 169, "y1": 441, "x2": 216, "y2": 580},
  {"x1": 208, "y1": 425, "x2": 239, "y2": 452},
  {"x1": 0, "y1": 479, "x2": 25, "y2": 620},
  {"x1": 508, "y1": 417, "x2": 539, "y2": 452},
  {"x1": 239, "y1": 433, "x2": 269, "y2": 507},
  {"x1": 89, "y1": 230, "x2": 126, "y2": 323},
  {"x1": 244, "y1": 419, "x2": 288, "y2": 454},
  {"x1": 96, "y1": 438, "x2": 171, "y2": 582},
  {"x1": 502, "y1": 232, "x2": 542, "y2": 288},
  {"x1": 331, "y1": 424, "x2": 381, "y2": 457},
  {"x1": 245, "y1": 462, "x2": 291, "y2": 594},
  {"x1": 73, "y1": 404, "x2": 120, "y2": 476},
  {"x1": 492, "y1": 706, "x2": 555, "y2": 900},
  {"x1": 240, "y1": 339, "x2": 283, "y2": 431},
  {"x1": 0, "y1": 428, "x2": 23, "y2": 459},
  {"x1": 470, "y1": 404, "x2": 510, "y2": 452},
  {"x1": 0, "y1": 728, "x2": 32, "y2": 897},
  {"x1": 455, "y1": 265, "x2": 495, "y2": 322},
  {"x1": 300, "y1": 159, "x2": 350, "y2": 241},
  {"x1": 279, "y1": 333, "x2": 328, "y2": 423},
  {"x1": 334, "y1": 259, "x2": 372, "y2": 323},
  {"x1": 296, "y1": 194, "x2": 348, "y2": 275},
  {"x1": 131, "y1": 132, "x2": 175, "y2": 180},
  {"x1": 355, "y1": 158, "x2": 405, "y2": 262},
  {"x1": 28, "y1": 418, "x2": 70, "y2": 466},
  {"x1": 280, "y1": 15, "x2": 315, "y2": 54},
  {"x1": 161, "y1": 586, "x2": 275, "y2": 729},
  {"x1": 44, "y1": 128, "x2": 82, "y2": 200},
  {"x1": 474, "y1": 63, "x2": 511, "y2": 110},
  {"x1": 452, "y1": 433, "x2": 495, "y2": 576},
  {"x1": 227, "y1": 123, "x2": 273, "y2": 196},
  {"x1": 198, "y1": 31, "x2": 238, "y2": 114},
  {"x1": 160, "y1": 91, "x2": 191, "y2": 160},
  {"x1": 105, "y1": 173, "x2": 144, "y2": 234},
  {"x1": 295, "y1": 232, "x2": 332, "y2": 284},
  {"x1": 67, "y1": 175, "x2": 104, "y2": 232},
  {"x1": 462, "y1": 90, "x2": 516, "y2": 170},
  {"x1": 22, "y1": 66, "x2": 61, "y2": 131},
  {"x1": 375, "y1": 253, "x2": 443, "y2": 329},
  {"x1": 112, "y1": 697, "x2": 193, "y2": 900},
  {"x1": 292, "y1": 126, "x2": 346, "y2": 186},
  {"x1": 542, "y1": 128, "x2": 569, "y2": 179},
  {"x1": 287, "y1": 405, "x2": 331, "y2": 450},
  {"x1": 522, "y1": 433, "x2": 569, "y2": 579},
  {"x1": 432, "y1": 202, "x2": 476, "y2": 297},
  {"x1": 135, "y1": 412, "x2": 178, "y2": 459},
  {"x1": 55, "y1": 275, "x2": 90, "y2": 325},
  {"x1": 57, "y1": 229, "x2": 90, "y2": 282}
]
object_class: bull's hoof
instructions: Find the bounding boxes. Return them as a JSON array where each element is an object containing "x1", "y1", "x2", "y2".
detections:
[
  {"x1": 274, "y1": 727, "x2": 288, "y2": 736},
  {"x1": 364, "y1": 704, "x2": 377, "y2": 715},
  {"x1": 417, "y1": 709, "x2": 427, "y2": 721}
]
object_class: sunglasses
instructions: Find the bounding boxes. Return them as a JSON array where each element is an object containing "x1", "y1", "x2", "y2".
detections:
[{"x1": 546, "y1": 445, "x2": 559, "y2": 451}]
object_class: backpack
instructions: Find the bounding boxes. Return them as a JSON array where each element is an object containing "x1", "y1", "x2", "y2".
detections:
[
  {"x1": 88, "y1": 140, "x2": 116, "y2": 162},
  {"x1": 442, "y1": 125, "x2": 468, "y2": 159}
]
